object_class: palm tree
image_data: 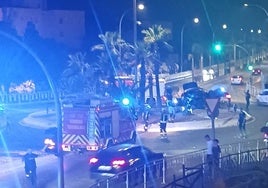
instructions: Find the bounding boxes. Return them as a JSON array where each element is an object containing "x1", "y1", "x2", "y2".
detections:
[
  {"x1": 141, "y1": 25, "x2": 172, "y2": 107},
  {"x1": 91, "y1": 31, "x2": 137, "y2": 76},
  {"x1": 60, "y1": 52, "x2": 101, "y2": 95},
  {"x1": 134, "y1": 42, "x2": 152, "y2": 106},
  {"x1": 91, "y1": 31, "x2": 140, "y2": 99}
]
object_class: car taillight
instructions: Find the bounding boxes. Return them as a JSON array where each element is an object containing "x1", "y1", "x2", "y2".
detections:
[
  {"x1": 89, "y1": 157, "x2": 99, "y2": 164},
  {"x1": 112, "y1": 159, "x2": 126, "y2": 167}
]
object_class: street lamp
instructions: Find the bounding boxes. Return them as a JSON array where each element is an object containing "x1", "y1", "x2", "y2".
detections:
[
  {"x1": 119, "y1": 2, "x2": 144, "y2": 44},
  {"x1": 244, "y1": 3, "x2": 268, "y2": 17},
  {"x1": 0, "y1": 31, "x2": 64, "y2": 188},
  {"x1": 180, "y1": 17, "x2": 199, "y2": 72}
]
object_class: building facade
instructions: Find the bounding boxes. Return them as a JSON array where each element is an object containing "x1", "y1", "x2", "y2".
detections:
[{"x1": 0, "y1": 0, "x2": 86, "y2": 49}]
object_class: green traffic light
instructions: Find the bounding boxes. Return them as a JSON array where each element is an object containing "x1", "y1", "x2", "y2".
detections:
[
  {"x1": 248, "y1": 65, "x2": 253, "y2": 71},
  {"x1": 213, "y1": 43, "x2": 222, "y2": 54},
  {"x1": 215, "y1": 44, "x2": 222, "y2": 51}
]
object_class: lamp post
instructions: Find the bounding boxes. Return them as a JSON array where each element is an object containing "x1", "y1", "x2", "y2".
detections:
[
  {"x1": 0, "y1": 31, "x2": 64, "y2": 188},
  {"x1": 118, "y1": 2, "x2": 144, "y2": 43},
  {"x1": 225, "y1": 44, "x2": 249, "y2": 69},
  {"x1": 234, "y1": 44, "x2": 250, "y2": 69},
  {"x1": 180, "y1": 18, "x2": 199, "y2": 72},
  {"x1": 244, "y1": 3, "x2": 268, "y2": 17}
]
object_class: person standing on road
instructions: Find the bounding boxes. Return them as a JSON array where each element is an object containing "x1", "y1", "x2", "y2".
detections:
[
  {"x1": 204, "y1": 134, "x2": 213, "y2": 174},
  {"x1": 212, "y1": 139, "x2": 221, "y2": 168},
  {"x1": 238, "y1": 108, "x2": 247, "y2": 138},
  {"x1": 159, "y1": 109, "x2": 168, "y2": 139},
  {"x1": 167, "y1": 99, "x2": 175, "y2": 123},
  {"x1": 22, "y1": 149, "x2": 38, "y2": 177},
  {"x1": 245, "y1": 90, "x2": 251, "y2": 111},
  {"x1": 142, "y1": 103, "x2": 151, "y2": 131}
]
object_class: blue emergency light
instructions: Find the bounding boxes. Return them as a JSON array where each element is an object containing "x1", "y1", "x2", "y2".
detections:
[{"x1": 122, "y1": 97, "x2": 130, "y2": 106}]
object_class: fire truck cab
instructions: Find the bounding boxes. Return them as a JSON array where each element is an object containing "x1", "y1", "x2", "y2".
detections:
[{"x1": 61, "y1": 96, "x2": 137, "y2": 152}]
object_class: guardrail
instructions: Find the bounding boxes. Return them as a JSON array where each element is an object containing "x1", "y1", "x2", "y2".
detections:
[
  {"x1": 165, "y1": 71, "x2": 192, "y2": 83},
  {"x1": 89, "y1": 138, "x2": 266, "y2": 188}
]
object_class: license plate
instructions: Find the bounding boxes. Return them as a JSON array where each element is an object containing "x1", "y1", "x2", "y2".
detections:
[{"x1": 98, "y1": 166, "x2": 112, "y2": 171}]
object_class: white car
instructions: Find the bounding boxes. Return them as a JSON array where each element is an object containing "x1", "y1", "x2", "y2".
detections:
[
  {"x1": 230, "y1": 75, "x2": 243, "y2": 85},
  {"x1": 256, "y1": 89, "x2": 268, "y2": 106}
]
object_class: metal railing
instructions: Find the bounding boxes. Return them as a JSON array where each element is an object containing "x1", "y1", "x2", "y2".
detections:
[
  {"x1": 163, "y1": 147, "x2": 268, "y2": 188},
  {"x1": 0, "y1": 91, "x2": 58, "y2": 104},
  {"x1": 89, "y1": 139, "x2": 266, "y2": 188}
]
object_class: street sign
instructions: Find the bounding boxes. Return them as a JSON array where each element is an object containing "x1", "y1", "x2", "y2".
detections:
[{"x1": 206, "y1": 98, "x2": 219, "y2": 114}]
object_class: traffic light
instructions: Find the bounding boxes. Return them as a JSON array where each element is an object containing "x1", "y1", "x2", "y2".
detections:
[
  {"x1": 247, "y1": 64, "x2": 253, "y2": 71},
  {"x1": 213, "y1": 42, "x2": 223, "y2": 54}
]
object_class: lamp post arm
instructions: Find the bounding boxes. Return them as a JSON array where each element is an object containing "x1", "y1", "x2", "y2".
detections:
[
  {"x1": 235, "y1": 44, "x2": 249, "y2": 56},
  {"x1": 253, "y1": 4, "x2": 268, "y2": 17},
  {"x1": 245, "y1": 4, "x2": 268, "y2": 17},
  {"x1": 119, "y1": 9, "x2": 131, "y2": 39}
]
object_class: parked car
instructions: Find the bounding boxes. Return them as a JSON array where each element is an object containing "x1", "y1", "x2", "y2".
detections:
[
  {"x1": 181, "y1": 82, "x2": 206, "y2": 109},
  {"x1": 181, "y1": 87, "x2": 207, "y2": 109},
  {"x1": 231, "y1": 75, "x2": 243, "y2": 85},
  {"x1": 252, "y1": 68, "x2": 262, "y2": 76},
  {"x1": 256, "y1": 89, "x2": 268, "y2": 106},
  {"x1": 88, "y1": 144, "x2": 165, "y2": 178}
]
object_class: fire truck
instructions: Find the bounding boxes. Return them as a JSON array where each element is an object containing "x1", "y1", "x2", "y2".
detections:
[{"x1": 61, "y1": 96, "x2": 137, "y2": 152}]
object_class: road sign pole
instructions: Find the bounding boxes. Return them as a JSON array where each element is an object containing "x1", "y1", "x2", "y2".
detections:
[{"x1": 211, "y1": 117, "x2": 216, "y2": 140}]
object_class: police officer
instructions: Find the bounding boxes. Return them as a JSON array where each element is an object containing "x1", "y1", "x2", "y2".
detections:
[
  {"x1": 238, "y1": 108, "x2": 247, "y2": 138},
  {"x1": 160, "y1": 109, "x2": 169, "y2": 138},
  {"x1": 22, "y1": 149, "x2": 38, "y2": 177},
  {"x1": 143, "y1": 103, "x2": 151, "y2": 131},
  {"x1": 245, "y1": 90, "x2": 251, "y2": 111}
]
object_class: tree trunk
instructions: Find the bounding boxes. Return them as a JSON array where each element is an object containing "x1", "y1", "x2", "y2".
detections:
[
  {"x1": 155, "y1": 60, "x2": 161, "y2": 108},
  {"x1": 140, "y1": 58, "x2": 146, "y2": 106},
  {"x1": 148, "y1": 74, "x2": 154, "y2": 106}
]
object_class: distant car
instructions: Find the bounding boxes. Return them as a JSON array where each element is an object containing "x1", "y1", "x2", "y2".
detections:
[
  {"x1": 252, "y1": 68, "x2": 262, "y2": 76},
  {"x1": 210, "y1": 87, "x2": 231, "y2": 108},
  {"x1": 256, "y1": 89, "x2": 268, "y2": 106},
  {"x1": 231, "y1": 75, "x2": 243, "y2": 85},
  {"x1": 88, "y1": 144, "x2": 165, "y2": 178}
]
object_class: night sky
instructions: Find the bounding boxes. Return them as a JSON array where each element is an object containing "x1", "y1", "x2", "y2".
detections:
[
  {"x1": 1, "y1": 0, "x2": 268, "y2": 52},
  {"x1": 82, "y1": 0, "x2": 268, "y2": 52}
]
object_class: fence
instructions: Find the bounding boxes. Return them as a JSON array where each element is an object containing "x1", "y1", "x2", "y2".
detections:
[
  {"x1": 0, "y1": 91, "x2": 58, "y2": 104},
  {"x1": 163, "y1": 147, "x2": 268, "y2": 188},
  {"x1": 89, "y1": 139, "x2": 267, "y2": 188}
]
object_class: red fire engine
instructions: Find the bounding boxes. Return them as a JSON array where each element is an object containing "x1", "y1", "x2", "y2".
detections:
[{"x1": 61, "y1": 96, "x2": 137, "y2": 152}]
